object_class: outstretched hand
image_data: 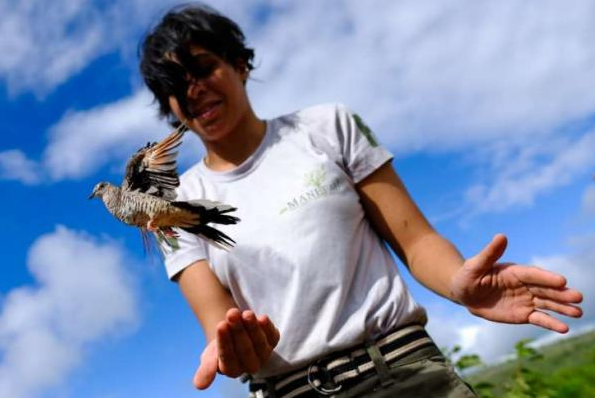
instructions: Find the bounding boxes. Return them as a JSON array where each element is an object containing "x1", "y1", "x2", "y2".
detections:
[
  {"x1": 193, "y1": 308, "x2": 280, "y2": 389},
  {"x1": 450, "y1": 234, "x2": 583, "y2": 333}
]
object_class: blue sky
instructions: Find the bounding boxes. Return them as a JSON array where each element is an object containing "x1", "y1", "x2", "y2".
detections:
[{"x1": 1, "y1": 1, "x2": 594, "y2": 397}]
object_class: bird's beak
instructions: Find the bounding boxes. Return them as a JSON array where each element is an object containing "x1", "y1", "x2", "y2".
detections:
[{"x1": 88, "y1": 190, "x2": 96, "y2": 200}]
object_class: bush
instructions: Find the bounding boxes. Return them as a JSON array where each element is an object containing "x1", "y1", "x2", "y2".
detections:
[{"x1": 445, "y1": 331, "x2": 595, "y2": 398}]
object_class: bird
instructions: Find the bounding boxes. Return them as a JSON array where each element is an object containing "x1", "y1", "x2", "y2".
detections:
[{"x1": 89, "y1": 123, "x2": 240, "y2": 250}]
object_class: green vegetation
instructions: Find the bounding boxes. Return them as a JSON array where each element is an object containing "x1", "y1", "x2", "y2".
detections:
[{"x1": 444, "y1": 330, "x2": 595, "y2": 397}]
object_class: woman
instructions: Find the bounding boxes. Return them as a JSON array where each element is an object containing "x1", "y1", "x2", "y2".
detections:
[{"x1": 139, "y1": 4, "x2": 583, "y2": 397}]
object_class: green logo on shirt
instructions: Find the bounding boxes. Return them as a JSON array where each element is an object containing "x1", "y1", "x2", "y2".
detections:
[
  {"x1": 279, "y1": 166, "x2": 342, "y2": 214},
  {"x1": 304, "y1": 167, "x2": 326, "y2": 189},
  {"x1": 353, "y1": 113, "x2": 378, "y2": 147}
]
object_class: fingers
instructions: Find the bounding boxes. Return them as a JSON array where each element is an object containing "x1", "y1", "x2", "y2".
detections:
[
  {"x1": 514, "y1": 265, "x2": 567, "y2": 288},
  {"x1": 214, "y1": 309, "x2": 280, "y2": 378},
  {"x1": 227, "y1": 309, "x2": 262, "y2": 374},
  {"x1": 468, "y1": 234, "x2": 508, "y2": 273},
  {"x1": 242, "y1": 310, "x2": 272, "y2": 364},
  {"x1": 217, "y1": 318, "x2": 243, "y2": 377},
  {"x1": 527, "y1": 283, "x2": 582, "y2": 334},
  {"x1": 483, "y1": 234, "x2": 507, "y2": 263},
  {"x1": 510, "y1": 263, "x2": 583, "y2": 304},
  {"x1": 533, "y1": 297, "x2": 583, "y2": 318},
  {"x1": 257, "y1": 314, "x2": 281, "y2": 347},
  {"x1": 528, "y1": 285, "x2": 584, "y2": 304},
  {"x1": 193, "y1": 340, "x2": 218, "y2": 390},
  {"x1": 528, "y1": 310, "x2": 569, "y2": 334}
]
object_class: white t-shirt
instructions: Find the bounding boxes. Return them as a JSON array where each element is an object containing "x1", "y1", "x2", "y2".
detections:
[{"x1": 162, "y1": 103, "x2": 427, "y2": 377}]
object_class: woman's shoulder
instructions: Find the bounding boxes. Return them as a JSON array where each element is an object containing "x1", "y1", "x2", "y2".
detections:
[
  {"x1": 267, "y1": 103, "x2": 356, "y2": 158},
  {"x1": 270, "y1": 102, "x2": 353, "y2": 136},
  {"x1": 282, "y1": 102, "x2": 351, "y2": 121}
]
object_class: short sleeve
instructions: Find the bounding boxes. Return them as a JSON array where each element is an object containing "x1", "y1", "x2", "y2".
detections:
[
  {"x1": 334, "y1": 104, "x2": 394, "y2": 183},
  {"x1": 157, "y1": 169, "x2": 209, "y2": 280},
  {"x1": 159, "y1": 229, "x2": 208, "y2": 280}
]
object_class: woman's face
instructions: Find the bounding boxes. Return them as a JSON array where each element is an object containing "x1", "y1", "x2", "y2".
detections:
[{"x1": 168, "y1": 45, "x2": 250, "y2": 143}]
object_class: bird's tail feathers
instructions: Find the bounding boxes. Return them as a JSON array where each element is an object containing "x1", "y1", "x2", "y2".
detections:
[
  {"x1": 172, "y1": 200, "x2": 240, "y2": 249},
  {"x1": 182, "y1": 224, "x2": 236, "y2": 250},
  {"x1": 173, "y1": 200, "x2": 240, "y2": 225}
]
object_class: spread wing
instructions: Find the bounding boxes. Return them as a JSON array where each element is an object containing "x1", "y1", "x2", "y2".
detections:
[{"x1": 122, "y1": 124, "x2": 188, "y2": 200}]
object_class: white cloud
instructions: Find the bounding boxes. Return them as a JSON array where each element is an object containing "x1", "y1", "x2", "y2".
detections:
[
  {"x1": 0, "y1": 89, "x2": 205, "y2": 183},
  {"x1": 427, "y1": 308, "x2": 583, "y2": 365},
  {"x1": 5, "y1": 0, "x2": 595, "y2": 210},
  {"x1": 425, "y1": 231, "x2": 594, "y2": 364},
  {"x1": 43, "y1": 90, "x2": 164, "y2": 180},
  {"x1": 426, "y1": 307, "x2": 544, "y2": 364},
  {"x1": 41, "y1": 89, "x2": 205, "y2": 181},
  {"x1": 1, "y1": 89, "x2": 205, "y2": 184},
  {"x1": 0, "y1": 0, "x2": 109, "y2": 95},
  {"x1": 247, "y1": 0, "x2": 595, "y2": 153},
  {"x1": 4, "y1": 0, "x2": 594, "y2": 145},
  {"x1": 0, "y1": 150, "x2": 41, "y2": 184},
  {"x1": 464, "y1": 129, "x2": 595, "y2": 213},
  {"x1": 0, "y1": 0, "x2": 263, "y2": 96},
  {"x1": 0, "y1": 226, "x2": 139, "y2": 398}
]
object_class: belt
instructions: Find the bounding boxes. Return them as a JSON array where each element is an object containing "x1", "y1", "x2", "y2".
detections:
[{"x1": 249, "y1": 323, "x2": 435, "y2": 398}]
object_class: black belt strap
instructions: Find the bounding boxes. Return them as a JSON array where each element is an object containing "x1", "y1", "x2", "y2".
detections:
[{"x1": 249, "y1": 323, "x2": 435, "y2": 398}]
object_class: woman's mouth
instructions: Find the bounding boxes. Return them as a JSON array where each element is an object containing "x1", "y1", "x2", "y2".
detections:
[{"x1": 194, "y1": 100, "x2": 222, "y2": 121}]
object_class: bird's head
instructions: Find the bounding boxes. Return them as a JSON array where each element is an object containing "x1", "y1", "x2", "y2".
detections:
[{"x1": 89, "y1": 182, "x2": 111, "y2": 200}]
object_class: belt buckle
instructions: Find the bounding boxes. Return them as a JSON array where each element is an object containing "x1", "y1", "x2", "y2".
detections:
[{"x1": 306, "y1": 358, "x2": 342, "y2": 396}]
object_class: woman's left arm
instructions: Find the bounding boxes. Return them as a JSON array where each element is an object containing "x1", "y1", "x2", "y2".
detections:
[{"x1": 356, "y1": 162, "x2": 583, "y2": 333}]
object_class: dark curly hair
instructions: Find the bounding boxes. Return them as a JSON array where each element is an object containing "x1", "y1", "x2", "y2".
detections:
[{"x1": 139, "y1": 3, "x2": 255, "y2": 125}]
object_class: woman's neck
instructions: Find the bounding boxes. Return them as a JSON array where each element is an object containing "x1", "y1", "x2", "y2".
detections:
[{"x1": 202, "y1": 109, "x2": 266, "y2": 171}]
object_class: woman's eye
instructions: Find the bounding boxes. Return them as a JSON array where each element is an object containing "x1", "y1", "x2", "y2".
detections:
[
  {"x1": 190, "y1": 56, "x2": 219, "y2": 78},
  {"x1": 196, "y1": 63, "x2": 217, "y2": 77}
]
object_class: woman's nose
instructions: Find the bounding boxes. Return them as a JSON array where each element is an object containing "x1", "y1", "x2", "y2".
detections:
[{"x1": 186, "y1": 76, "x2": 207, "y2": 99}]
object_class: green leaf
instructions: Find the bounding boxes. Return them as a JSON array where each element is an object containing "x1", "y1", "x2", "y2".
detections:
[{"x1": 456, "y1": 354, "x2": 483, "y2": 370}]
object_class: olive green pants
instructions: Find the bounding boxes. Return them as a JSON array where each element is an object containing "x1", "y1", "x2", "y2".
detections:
[
  {"x1": 250, "y1": 344, "x2": 477, "y2": 398},
  {"x1": 335, "y1": 345, "x2": 477, "y2": 398}
]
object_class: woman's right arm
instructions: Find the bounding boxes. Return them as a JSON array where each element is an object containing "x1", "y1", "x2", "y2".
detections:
[
  {"x1": 176, "y1": 260, "x2": 237, "y2": 341},
  {"x1": 176, "y1": 260, "x2": 280, "y2": 389}
]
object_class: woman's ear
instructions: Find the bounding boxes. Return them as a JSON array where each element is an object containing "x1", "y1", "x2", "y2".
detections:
[{"x1": 235, "y1": 59, "x2": 249, "y2": 83}]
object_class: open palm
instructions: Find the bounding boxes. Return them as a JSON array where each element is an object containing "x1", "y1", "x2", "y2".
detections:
[{"x1": 450, "y1": 234, "x2": 583, "y2": 333}]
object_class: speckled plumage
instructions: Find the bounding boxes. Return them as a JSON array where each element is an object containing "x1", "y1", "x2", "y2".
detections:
[{"x1": 90, "y1": 124, "x2": 240, "y2": 249}]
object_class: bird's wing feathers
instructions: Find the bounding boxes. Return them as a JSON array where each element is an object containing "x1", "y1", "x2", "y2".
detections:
[{"x1": 122, "y1": 124, "x2": 188, "y2": 200}]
